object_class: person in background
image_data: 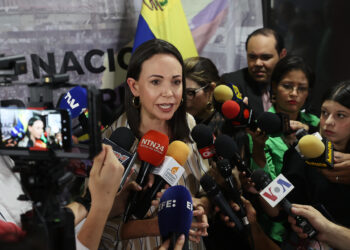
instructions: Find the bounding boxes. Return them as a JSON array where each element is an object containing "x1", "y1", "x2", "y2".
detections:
[
  {"x1": 249, "y1": 55, "x2": 319, "y2": 244},
  {"x1": 184, "y1": 56, "x2": 218, "y2": 125},
  {"x1": 221, "y1": 28, "x2": 287, "y2": 116},
  {"x1": 281, "y1": 80, "x2": 350, "y2": 248},
  {"x1": 18, "y1": 116, "x2": 46, "y2": 148},
  {"x1": 100, "y1": 39, "x2": 210, "y2": 250}
]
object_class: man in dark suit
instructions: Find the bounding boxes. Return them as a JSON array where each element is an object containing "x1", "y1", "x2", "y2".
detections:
[{"x1": 221, "y1": 28, "x2": 287, "y2": 116}]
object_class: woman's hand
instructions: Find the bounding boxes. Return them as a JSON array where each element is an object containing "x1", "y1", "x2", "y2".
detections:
[
  {"x1": 248, "y1": 128, "x2": 268, "y2": 167},
  {"x1": 157, "y1": 234, "x2": 185, "y2": 250},
  {"x1": 189, "y1": 205, "x2": 209, "y2": 243},
  {"x1": 189, "y1": 197, "x2": 209, "y2": 243},
  {"x1": 320, "y1": 151, "x2": 350, "y2": 185},
  {"x1": 89, "y1": 145, "x2": 124, "y2": 210},
  {"x1": 283, "y1": 120, "x2": 309, "y2": 146}
]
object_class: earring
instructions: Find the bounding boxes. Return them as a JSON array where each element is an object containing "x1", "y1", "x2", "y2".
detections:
[
  {"x1": 132, "y1": 96, "x2": 140, "y2": 108},
  {"x1": 206, "y1": 101, "x2": 214, "y2": 112}
]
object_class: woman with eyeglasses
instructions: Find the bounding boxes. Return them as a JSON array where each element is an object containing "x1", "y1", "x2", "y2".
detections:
[
  {"x1": 184, "y1": 57, "x2": 219, "y2": 125},
  {"x1": 280, "y1": 81, "x2": 350, "y2": 248},
  {"x1": 248, "y1": 55, "x2": 320, "y2": 244}
]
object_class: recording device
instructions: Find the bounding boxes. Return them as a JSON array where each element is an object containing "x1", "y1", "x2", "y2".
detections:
[
  {"x1": 158, "y1": 185, "x2": 193, "y2": 250},
  {"x1": 295, "y1": 130, "x2": 334, "y2": 169},
  {"x1": 0, "y1": 108, "x2": 71, "y2": 151},
  {"x1": 214, "y1": 134, "x2": 252, "y2": 176},
  {"x1": 133, "y1": 141, "x2": 188, "y2": 219},
  {"x1": 0, "y1": 55, "x2": 27, "y2": 84},
  {"x1": 0, "y1": 55, "x2": 103, "y2": 250},
  {"x1": 190, "y1": 124, "x2": 215, "y2": 159},
  {"x1": 103, "y1": 127, "x2": 136, "y2": 190},
  {"x1": 216, "y1": 158, "x2": 249, "y2": 227},
  {"x1": 220, "y1": 98, "x2": 293, "y2": 136},
  {"x1": 123, "y1": 130, "x2": 169, "y2": 222},
  {"x1": 200, "y1": 173, "x2": 244, "y2": 231},
  {"x1": 255, "y1": 112, "x2": 293, "y2": 136},
  {"x1": 213, "y1": 85, "x2": 234, "y2": 103},
  {"x1": 221, "y1": 100, "x2": 254, "y2": 128},
  {"x1": 251, "y1": 169, "x2": 317, "y2": 238}
]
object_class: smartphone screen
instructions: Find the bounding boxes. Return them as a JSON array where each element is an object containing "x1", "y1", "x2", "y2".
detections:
[{"x1": 0, "y1": 108, "x2": 71, "y2": 151}]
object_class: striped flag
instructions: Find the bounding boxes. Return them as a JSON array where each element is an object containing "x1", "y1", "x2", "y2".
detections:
[{"x1": 133, "y1": 0, "x2": 198, "y2": 59}]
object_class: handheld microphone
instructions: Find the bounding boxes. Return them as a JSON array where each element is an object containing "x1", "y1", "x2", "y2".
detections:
[
  {"x1": 102, "y1": 127, "x2": 136, "y2": 190},
  {"x1": 200, "y1": 174, "x2": 244, "y2": 231},
  {"x1": 255, "y1": 112, "x2": 293, "y2": 136},
  {"x1": 213, "y1": 85, "x2": 234, "y2": 103},
  {"x1": 295, "y1": 132, "x2": 334, "y2": 169},
  {"x1": 251, "y1": 169, "x2": 317, "y2": 238},
  {"x1": 158, "y1": 185, "x2": 193, "y2": 250},
  {"x1": 133, "y1": 141, "x2": 189, "y2": 219},
  {"x1": 123, "y1": 130, "x2": 169, "y2": 222},
  {"x1": 58, "y1": 86, "x2": 88, "y2": 118},
  {"x1": 221, "y1": 100, "x2": 253, "y2": 127},
  {"x1": 190, "y1": 124, "x2": 216, "y2": 159},
  {"x1": 214, "y1": 134, "x2": 252, "y2": 176},
  {"x1": 216, "y1": 158, "x2": 249, "y2": 227}
]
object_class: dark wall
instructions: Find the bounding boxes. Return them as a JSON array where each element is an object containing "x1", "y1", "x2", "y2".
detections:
[{"x1": 265, "y1": 0, "x2": 350, "y2": 115}]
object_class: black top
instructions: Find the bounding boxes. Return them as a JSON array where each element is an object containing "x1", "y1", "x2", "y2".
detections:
[
  {"x1": 281, "y1": 147, "x2": 350, "y2": 227},
  {"x1": 221, "y1": 68, "x2": 266, "y2": 117}
]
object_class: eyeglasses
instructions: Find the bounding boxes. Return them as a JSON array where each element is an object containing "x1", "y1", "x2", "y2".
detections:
[
  {"x1": 185, "y1": 83, "x2": 209, "y2": 99},
  {"x1": 280, "y1": 83, "x2": 309, "y2": 93}
]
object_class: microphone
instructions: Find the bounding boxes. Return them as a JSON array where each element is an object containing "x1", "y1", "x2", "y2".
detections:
[
  {"x1": 216, "y1": 158, "x2": 249, "y2": 227},
  {"x1": 200, "y1": 174, "x2": 244, "y2": 231},
  {"x1": 123, "y1": 130, "x2": 169, "y2": 222},
  {"x1": 102, "y1": 127, "x2": 136, "y2": 190},
  {"x1": 158, "y1": 185, "x2": 193, "y2": 250},
  {"x1": 190, "y1": 124, "x2": 216, "y2": 159},
  {"x1": 251, "y1": 169, "x2": 317, "y2": 238},
  {"x1": 256, "y1": 112, "x2": 293, "y2": 136},
  {"x1": 221, "y1": 100, "x2": 254, "y2": 128},
  {"x1": 295, "y1": 131, "x2": 334, "y2": 168},
  {"x1": 58, "y1": 86, "x2": 88, "y2": 118},
  {"x1": 214, "y1": 134, "x2": 252, "y2": 176},
  {"x1": 133, "y1": 141, "x2": 189, "y2": 219},
  {"x1": 213, "y1": 85, "x2": 234, "y2": 103}
]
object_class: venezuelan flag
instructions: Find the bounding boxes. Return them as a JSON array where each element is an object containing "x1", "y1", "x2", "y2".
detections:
[{"x1": 133, "y1": 0, "x2": 198, "y2": 59}]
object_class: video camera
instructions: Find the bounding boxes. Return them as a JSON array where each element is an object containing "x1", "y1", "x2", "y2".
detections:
[{"x1": 0, "y1": 54, "x2": 103, "y2": 250}]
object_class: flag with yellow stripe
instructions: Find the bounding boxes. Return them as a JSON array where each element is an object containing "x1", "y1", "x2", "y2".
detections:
[{"x1": 133, "y1": 0, "x2": 198, "y2": 59}]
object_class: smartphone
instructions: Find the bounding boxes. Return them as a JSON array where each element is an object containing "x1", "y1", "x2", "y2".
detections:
[{"x1": 0, "y1": 108, "x2": 71, "y2": 154}]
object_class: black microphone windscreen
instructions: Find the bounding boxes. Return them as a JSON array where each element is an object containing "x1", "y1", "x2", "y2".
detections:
[
  {"x1": 101, "y1": 104, "x2": 116, "y2": 127},
  {"x1": 217, "y1": 158, "x2": 232, "y2": 179},
  {"x1": 214, "y1": 134, "x2": 238, "y2": 159},
  {"x1": 191, "y1": 124, "x2": 214, "y2": 149},
  {"x1": 256, "y1": 112, "x2": 282, "y2": 134},
  {"x1": 251, "y1": 169, "x2": 272, "y2": 191},
  {"x1": 109, "y1": 127, "x2": 135, "y2": 151},
  {"x1": 200, "y1": 174, "x2": 218, "y2": 196}
]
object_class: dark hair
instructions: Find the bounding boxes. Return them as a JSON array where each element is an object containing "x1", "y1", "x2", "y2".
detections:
[
  {"x1": 322, "y1": 80, "x2": 350, "y2": 152},
  {"x1": 27, "y1": 116, "x2": 43, "y2": 127},
  {"x1": 322, "y1": 80, "x2": 350, "y2": 109},
  {"x1": 270, "y1": 55, "x2": 314, "y2": 109},
  {"x1": 125, "y1": 39, "x2": 190, "y2": 142},
  {"x1": 245, "y1": 28, "x2": 285, "y2": 54},
  {"x1": 271, "y1": 55, "x2": 315, "y2": 89},
  {"x1": 184, "y1": 56, "x2": 221, "y2": 89}
]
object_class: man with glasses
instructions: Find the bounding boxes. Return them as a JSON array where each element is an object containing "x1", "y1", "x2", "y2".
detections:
[{"x1": 221, "y1": 28, "x2": 287, "y2": 116}]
